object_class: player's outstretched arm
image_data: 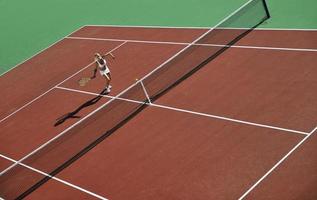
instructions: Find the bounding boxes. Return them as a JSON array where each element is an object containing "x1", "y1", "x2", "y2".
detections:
[
  {"x1": 104, "y1": 52, "x2": 115, "y2": 59},
  {"x1": 91, "y1": 63, "x2": 98, "y2": 79}
]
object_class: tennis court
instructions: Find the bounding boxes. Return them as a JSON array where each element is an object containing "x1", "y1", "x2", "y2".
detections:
[{"x1": 1, "y1": 0, "x2": 317, "y2": 199}]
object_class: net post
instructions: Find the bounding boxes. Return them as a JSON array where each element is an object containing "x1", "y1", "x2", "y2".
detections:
[
  {"x1": 261, "y1": 0, "x2": 271, "y2": 18},
  {"x1": 138, "y1": 79, "x2": 152, "y2": 104}
]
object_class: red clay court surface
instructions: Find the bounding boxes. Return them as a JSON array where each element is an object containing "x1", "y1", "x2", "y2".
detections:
[{"x1": 0, "y1": 25, "x2": 317, "y2": 200}]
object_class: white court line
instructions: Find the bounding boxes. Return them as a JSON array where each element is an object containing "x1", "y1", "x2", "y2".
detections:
[
  {"x1": 238, "y1": 125, "x2": 317, "y2": 200},
  {"x1": 0, "y1": 0, "x2": 258, "y2": 176},
  {"x1": 85, "y1": 24, "x2": 210, "y2": 30},
  {"x1": 55, "y1": 86, "x2": 309, "y2": 136},
  {"x1": 0, "y1": 26, "x2": 85, "y2": 77},
  {"x1": 0, "y1": 154, "x2": 107, "y2": 200},
  {"x1": 86, "y1": 24, "x2": 317, "y2": 31},
  {"x1": 1, "y1": 23, "x2": 316, "y2": 77},
  {"x1": 55, "y1": 86, "x2": 142, "y2": 104},
  {"x1": 66, "y1": 36, "x2": 317, "y2": 52},
  {"x1": 151, "y1": 104, "x2": 309, "y2": 136},
  {"x1": 0, "y1": 41, "x2": 127, "y2": 124},
  {"x1": 66, "y1": 36, "x2": 189, "y2": 46}
]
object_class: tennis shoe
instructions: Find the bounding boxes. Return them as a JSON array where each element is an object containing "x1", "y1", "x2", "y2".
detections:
[{"x1": 106, "y1": 87, "x2": 111, "y2": 93}]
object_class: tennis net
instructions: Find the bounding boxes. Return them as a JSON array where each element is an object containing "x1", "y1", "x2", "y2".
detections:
[
  {"x1": 142, "y1": 0, "x2": 270, "y2": 100},
  {"x1": 0, "y1": 0, "x2": 270, "y2": 198}
]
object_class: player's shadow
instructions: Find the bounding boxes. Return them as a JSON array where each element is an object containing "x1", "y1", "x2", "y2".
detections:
[{"x1": 54, "y1": 88, "x2": 108, "y2": 127}]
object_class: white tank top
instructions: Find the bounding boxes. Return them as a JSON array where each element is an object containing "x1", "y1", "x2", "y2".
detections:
[{"x1": 97, "y1": 58, "x2": 108, "y2": 71}]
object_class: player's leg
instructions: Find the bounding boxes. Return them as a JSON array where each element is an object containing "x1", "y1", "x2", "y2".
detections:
[
  {"x1": 103, "y1": 73, "x2": 111, "y2": 93},
  {"x1": 107, "y1": 73, "x2": 112, "y2": 88}
]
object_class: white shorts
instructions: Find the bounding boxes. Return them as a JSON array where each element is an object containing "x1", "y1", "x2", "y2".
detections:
[{"x1": 99, "y1": 68, "x2": 110, "y2": 76}]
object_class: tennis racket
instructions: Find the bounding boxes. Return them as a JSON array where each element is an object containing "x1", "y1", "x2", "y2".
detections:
[{"x1": 78, "y1": 77, "x2": 91, "y2": 86}]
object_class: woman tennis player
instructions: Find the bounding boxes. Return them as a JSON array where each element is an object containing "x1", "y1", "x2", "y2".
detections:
[{"x1": 92, "y1": 52, "x2": 115, "y2": 93}]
